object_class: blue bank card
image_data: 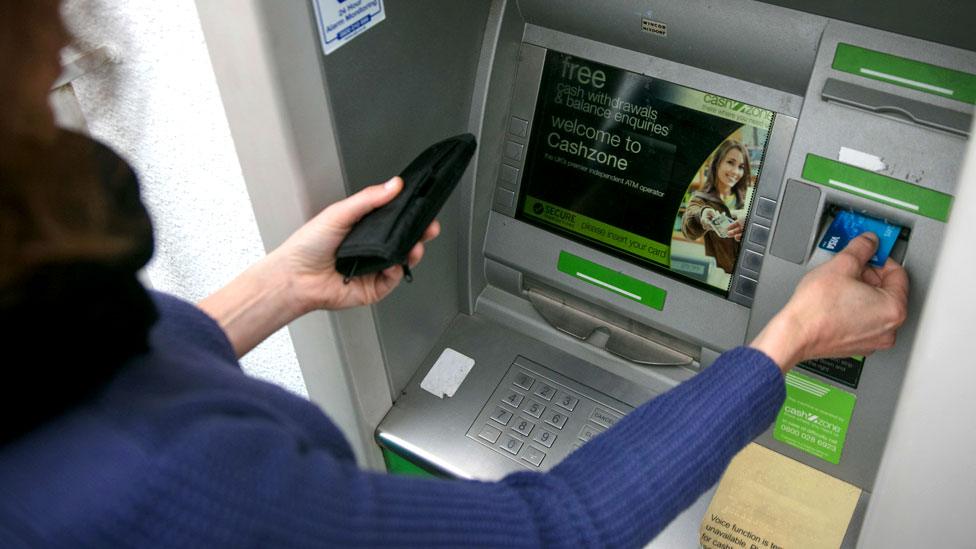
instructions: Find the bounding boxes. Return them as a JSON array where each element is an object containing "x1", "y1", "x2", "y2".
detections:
[{"x1": 818, "y1": 210, "x2": 901, "y2": 267}]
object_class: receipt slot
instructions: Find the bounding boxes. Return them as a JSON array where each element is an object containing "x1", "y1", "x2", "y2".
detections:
[{"x1": 198, "y1": 0, "x2": 976, "y2": 546}]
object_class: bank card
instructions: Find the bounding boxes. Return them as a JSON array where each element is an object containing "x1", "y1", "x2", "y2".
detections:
[{"x1": 818, "y1": 210, "x2": 900, "y2": 267}]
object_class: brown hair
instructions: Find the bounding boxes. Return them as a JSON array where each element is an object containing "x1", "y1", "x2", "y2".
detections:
[
  {"x1": 0, "y1": 0, "x2": 68, "y2": 140},
  {"x1": 700, "y1": 140, "x2": 751, "y2": 209},
  {"x1": 0, "y1": 1, "x2": 146, "y2": 288}
]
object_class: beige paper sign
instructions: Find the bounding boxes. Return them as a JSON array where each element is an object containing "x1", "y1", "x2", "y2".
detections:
[{"x1": 699, "y1": 443, "x2": 861, "y2": 549}]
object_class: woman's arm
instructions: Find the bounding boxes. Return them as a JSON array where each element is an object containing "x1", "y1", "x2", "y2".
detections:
[
  {"x1": 680, "y1": 198, "x2": 708, "y2": 240},
  {"x1": 751, "y1": 232, "x2": 908, "y2": 372},
  {"x1": 168, "y1": 235, "x2": 908, "y2": 548},
  {"x1": 198, "y1": 177, "x2": 439, "y2": 357}
]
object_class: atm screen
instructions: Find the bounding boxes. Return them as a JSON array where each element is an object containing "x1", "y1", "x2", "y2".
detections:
[{"x1": 516, "y1": 51, "x2": 775, "y2": 295}]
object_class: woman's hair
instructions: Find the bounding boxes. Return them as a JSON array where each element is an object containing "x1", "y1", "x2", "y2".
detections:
[
  {"x1": 0, "y1": 1, "x2": 67, "y2": 139},
  {"x1": 0, "y1": 1, "x2": 146, "y2": 288},
  {"x1": 0, "y1": 135, "x2": 152, "y2": 287},
  {"x1": 700, "y1": 140, "x2": 751, "y2": 209}
]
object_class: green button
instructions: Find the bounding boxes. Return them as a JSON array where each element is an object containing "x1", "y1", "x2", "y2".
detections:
[
  {"x1": 833, "y1": 43, "x2": 976, "y2": 105},
  {"x1": 557, "y1": 251, "x2": 666, "y2": 310},
  {"x1": 802, "y1": 154, "x2": 953, "y2": 222}
]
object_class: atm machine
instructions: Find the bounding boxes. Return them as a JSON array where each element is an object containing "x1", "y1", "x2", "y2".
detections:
[{"x1": 198, "y1": 1, "x2": 976, "y2": 546}]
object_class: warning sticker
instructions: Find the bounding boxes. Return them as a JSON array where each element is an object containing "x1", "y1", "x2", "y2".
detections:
[
  {"x1": 312, "y1": 0, "x2": 386, "y2": 55},
  {"x1": 773, "y1": 372, "x2": 856, "y2": 464},
  {"x1": 700, "y1": 443, "x2": 861, "y2": 549}
]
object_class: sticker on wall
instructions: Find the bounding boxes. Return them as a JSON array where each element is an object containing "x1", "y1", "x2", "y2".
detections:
[
  {"x1": 774, "y1": 372, "x2": 856, "y2": 464},
  {"x1": 312, "y1": 0, "x2": 386, "y2": 55},
  {"x1": 700, "y1": 443, "x2": 861, "y2": 549}
]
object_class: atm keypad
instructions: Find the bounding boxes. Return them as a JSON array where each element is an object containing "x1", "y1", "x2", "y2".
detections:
[{"x1": 467, "y1": 357, "x2": 632, "y2": 471}]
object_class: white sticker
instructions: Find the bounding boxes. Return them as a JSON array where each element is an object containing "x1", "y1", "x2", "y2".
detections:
[
  {"x1": 420, "y1": 348, "x2": 475, "y2": 399},
  {"x1": 839, "y1": 147, "x2": 886, "y2": 172},
  {"x1": 312, "y1": 0, "x2": 386, "y2": 55},
  {"x1": 641, "y1": 18, "x2": 668, "y2": 37}
]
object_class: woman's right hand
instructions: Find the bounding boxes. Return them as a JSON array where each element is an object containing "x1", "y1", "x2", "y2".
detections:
[{"x1": 750, "y1": 233, "x2": 909, "y2": 372}]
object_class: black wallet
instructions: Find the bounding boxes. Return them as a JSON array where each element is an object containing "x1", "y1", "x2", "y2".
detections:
[{"x1": 336, "y1": 133, "x2": 477, "y2": 282}]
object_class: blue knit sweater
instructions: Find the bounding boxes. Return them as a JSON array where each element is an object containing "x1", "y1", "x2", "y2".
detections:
[{"x1": 0, "y1": 292, "x2": 784, "y2": 548}]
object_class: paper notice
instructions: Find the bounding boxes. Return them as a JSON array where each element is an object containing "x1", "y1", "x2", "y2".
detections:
[
  {"x1": 420, "y1": 348, "x2": 475, "y2": 399},
  {"x1": 839, "y1": 147, "x2": 886, "y2": 172},
  {"x1": 699, "y1": 443, "x2": 861, "y2": 549}
]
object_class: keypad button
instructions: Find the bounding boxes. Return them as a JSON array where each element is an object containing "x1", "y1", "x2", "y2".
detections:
[
  {"x1": 512, "y1": 417, "x2": 535, "y2": 437},
  {"x1": 499, "y1": 434, "x2": 523, "y2": 455},
  {"x1": 544, "y1": 410, "x2": 568, "y2": 430},
  {"x1": 521, "y1": 399, "x2": 546, "y2": 418},
  {"x1": 756, "y1": 197, "x2": 777, "y2": 220},
  {"x1": 578, "y1": 424, "x2": 604, "y2": 443},
  {"x1": 735, "y1": 275, "x2": 758, "y2": 299},
  {"x1": 521, "y1": 446, "x2": 546, "y2": 467},
  {"x1": 499, "y1": 164, "x2": 519, "y2": 185},
  {"x1": 494, "y1": 188, "x2": 515, "y2": 208},
  {"x1": 533, "y1": 383, "x2": 556, "y2": 401},
  {"x1": 741, "y1": 249, "x2": 763, "y2": 274},
  {"x1": 513, "y1": 372, "x2": 535, "y2": 391},
  {"x1": 748, "y1": 224, "x2": 770, "y2": 247},
  {"x1": 532, "y1": 428, "x2": 557, "y2": 448},
  {"x1": 589, "y1": 407, "x2": 621, "y2": 429},
  {"x1": 554, "y1": 392, "x2": 579, "y2": 412},
  {"x1": 509, "y1": 116, "x2": 529, "y2": 137},
  {"x1": 504, "y1": 140, "x2": 524, "y2": 162},
  {"x1": 501, "y1": 390, "x2": 524, "y2": 408},
  {"x1": 478, "y1": 425, "x2": 501, "y2": 443},
  {"x1": 489, "y1": 406, "x2": 513, "y2": 426}
]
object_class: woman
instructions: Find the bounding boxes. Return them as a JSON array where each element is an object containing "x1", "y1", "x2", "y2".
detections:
[
  {"x1": 681, "y1": 140, "x2": 751, "y2": 274},
  {"x1": 0, "y1": 3, "x2": 908, "y2": 547}
]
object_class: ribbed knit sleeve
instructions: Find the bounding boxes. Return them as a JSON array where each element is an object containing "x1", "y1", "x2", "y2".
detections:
[
  {"x1": 0, "y1": 285, "x2": 784, "y2": 549},
  {"x1": 97, "y1": 347, "x2": 783, "y2": 548}
]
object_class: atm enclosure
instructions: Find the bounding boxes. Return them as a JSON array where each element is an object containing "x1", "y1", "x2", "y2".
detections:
[{"x1": 197, "y1": 1, "x2": 976, "y2": 546}]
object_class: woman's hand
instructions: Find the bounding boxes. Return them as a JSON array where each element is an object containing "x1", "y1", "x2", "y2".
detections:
[
  {"x1": 726, "y1": 220, "x2": 744, "y2": 241},
  {"x1": 273, "y1": 176, "x2": 439, "y2": 313},
  {"x1": 199, "y1": 176, "x2": 439, "y2": 357},
  {"x1": 750, "y1": 233, "x2": 909, "y2": 372}
]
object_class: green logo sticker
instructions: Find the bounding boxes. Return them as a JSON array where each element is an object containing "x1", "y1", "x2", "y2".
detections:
[{"x1": 774, "y1": 372, "x2": 856, "y2": 464}]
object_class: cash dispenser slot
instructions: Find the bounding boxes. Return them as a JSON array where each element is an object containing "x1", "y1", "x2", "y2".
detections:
[
  {"x1": 821, "y1": 78, "x2": 971, "y2": 137},
  {"x1": 524, "y1": 283, "x2": 697, "y2": 367}
]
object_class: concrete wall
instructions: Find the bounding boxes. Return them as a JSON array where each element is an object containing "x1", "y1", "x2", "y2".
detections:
[{"x1": 61, "y1": 0, "x2": 307, "y2": 397}]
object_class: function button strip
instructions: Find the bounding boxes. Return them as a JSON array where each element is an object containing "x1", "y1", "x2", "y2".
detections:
[{"x1": 466, "y1": 356, "x2": 631, "y2": 470}]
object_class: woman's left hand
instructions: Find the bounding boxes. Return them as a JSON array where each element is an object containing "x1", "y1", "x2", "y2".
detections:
[
  {"x1": 274, "y1": 176, "x2": 440, "y2": 313},
  {"x1": 727, "y1": 220, "x2": 744, "y2": 241},
  {"x1": 199, "y1": 176, "x2": 439, "y2": 358}
]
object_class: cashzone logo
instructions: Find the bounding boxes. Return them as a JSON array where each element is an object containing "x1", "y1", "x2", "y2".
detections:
[{"x1": 702, "y1": 94, "x2": 773, "y2": 121}]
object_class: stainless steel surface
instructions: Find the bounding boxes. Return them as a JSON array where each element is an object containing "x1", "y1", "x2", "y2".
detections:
[
  {"x1": 822, "y1": 77, "x2": 971, "y2": 137},
  {"x1": 376, "y1": 313, "x2": 658, "y2": 479},
  {"x1": 747, "y1": 20, "x2": 976, "y2": 494},
  {"x1": 525, "y1": 288, "x2": 695, "y2": 367}
]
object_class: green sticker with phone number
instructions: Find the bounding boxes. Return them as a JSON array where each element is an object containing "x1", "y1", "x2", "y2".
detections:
[{"x1": 774, "y1": 372, "x2": 856, "y2": 464}]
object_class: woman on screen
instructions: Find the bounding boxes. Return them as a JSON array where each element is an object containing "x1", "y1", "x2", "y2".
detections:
[{"x1": 681, "y1": 140, "x2": 751, "y2": 274}]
